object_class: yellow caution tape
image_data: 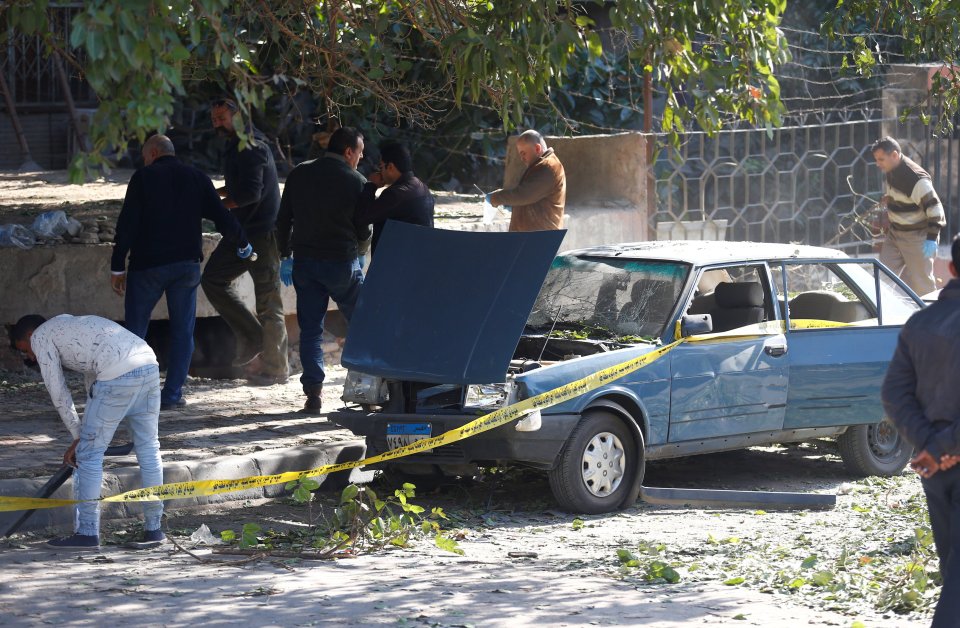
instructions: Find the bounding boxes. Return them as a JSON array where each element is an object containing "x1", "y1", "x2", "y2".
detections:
[{"x1": 0, "y1": 317, "x2": 853, "y2": 513}]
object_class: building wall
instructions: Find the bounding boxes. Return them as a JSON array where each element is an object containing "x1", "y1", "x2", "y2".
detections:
[
  {"x1": 0, "y1": 111, "x2": 71, "y2": 170},
  {"x1": 501, "y1": 132, "x2": 652, "y2": 252}
]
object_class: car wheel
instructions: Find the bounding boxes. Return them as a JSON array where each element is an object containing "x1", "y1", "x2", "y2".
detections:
[
  {"x1": 837, "y1": 418, "x2": 910, "y2": 477},
  {"x1": 548, "y1": 410, "x2": 643, "y2": 514}
]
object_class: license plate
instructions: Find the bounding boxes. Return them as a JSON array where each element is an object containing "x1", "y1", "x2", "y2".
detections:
[{"x1": 386, "y1": 423, "x2": 432, "y2": 453}]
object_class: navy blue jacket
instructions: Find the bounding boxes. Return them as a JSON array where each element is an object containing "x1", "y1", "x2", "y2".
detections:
[
  {"x1": 882, "y1": 278, "x2": 960, "y2": 458},
  {"x1": 111, "y1": 155, "x2": 246, "y2": 272},
  {"x1": 355, "y1": 171, "x2": 435, "y2": 254},
  {"x1": 222, "y1": 131, "x2": 281, "y2": 237},
  {"x1": 276, "y1": 154, "x2": 370, "y2": 261}
]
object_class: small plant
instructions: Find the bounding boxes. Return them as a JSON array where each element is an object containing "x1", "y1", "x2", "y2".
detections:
[
  {"x1": 617, "y1": 540, "x2": 681, "y2": 584},
  {"x1": 218, "y1": 482, "x2": 462, "y2": 558}
]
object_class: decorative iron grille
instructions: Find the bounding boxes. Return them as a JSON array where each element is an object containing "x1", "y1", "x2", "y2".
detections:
[{"x1": 1, "y1": 3, "x2": 94, "y2": 108}]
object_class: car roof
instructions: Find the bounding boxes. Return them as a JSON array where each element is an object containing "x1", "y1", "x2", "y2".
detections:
[{"x1": 560, "y1": 240, "x2": 849, "y2": 265}]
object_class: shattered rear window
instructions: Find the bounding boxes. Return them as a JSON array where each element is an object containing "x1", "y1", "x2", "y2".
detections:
[{"x1": 526, "y1": 255, "x2": 690, "y2": 341}]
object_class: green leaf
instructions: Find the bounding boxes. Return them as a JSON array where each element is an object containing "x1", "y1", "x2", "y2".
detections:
[
  {"x1": 572, "y1": 518, "x2": 584, "y2": 531},
  {"x1": 220, "y1": 529, "x2": 236, "y2": 542},
  {"x1": 340, "y1": 484, "x2": 360, "y2": 503},
  {"x1": 435, "y1": 533, "x2": 465, "y2": 555},
  {"x1": 811, "y1": 570, "x2": 834, "y2": 586},
  {"x1": 723, "y1": 577, "x2": 745, "y2": 586}
]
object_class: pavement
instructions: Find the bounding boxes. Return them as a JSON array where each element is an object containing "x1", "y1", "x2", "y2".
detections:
[{"x1": 0, "y1": 363, "x2": 369, "y2": 535}]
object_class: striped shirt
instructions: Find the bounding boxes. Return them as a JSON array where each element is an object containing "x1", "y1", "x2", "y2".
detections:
[
  {"x1": 884, "y1": 155, "x2": 945, "y2": 241},
  {"x1": 30, "y1": 314, "x2": 158, "y2": 439}
]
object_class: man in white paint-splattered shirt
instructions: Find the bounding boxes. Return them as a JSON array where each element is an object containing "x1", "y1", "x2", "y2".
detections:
[{"x1": 9, "y1": 314, "x2": 165, "y2": 550}]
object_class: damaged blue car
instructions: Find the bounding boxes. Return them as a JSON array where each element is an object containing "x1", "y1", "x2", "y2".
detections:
[{"x1": 331, "y1": 223, "x2": 924, "y2": 514}]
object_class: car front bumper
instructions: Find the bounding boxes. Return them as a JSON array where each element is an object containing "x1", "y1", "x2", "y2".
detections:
[{"x1": 329, "y1": 409, "x2": 581, "y2": 469}]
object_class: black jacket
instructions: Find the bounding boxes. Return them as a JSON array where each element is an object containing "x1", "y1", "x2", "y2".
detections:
[
  {"x1": 222, "y1": 131, "x2": 281, "y2": 237},
  {"x1": 276, "y1": 154, "x2": 371, "y2": 261},
  {"x1": 111, "y1": 155, "x2": 246, "y2": 272},
  {"x1": 355, "y1": 171, "x2": 435, "y2": 254},
  {"x1": 882, "y1": 278, "x2": 960, "y2": 458}
]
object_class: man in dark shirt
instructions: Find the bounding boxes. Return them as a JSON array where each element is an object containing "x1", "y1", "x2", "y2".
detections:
[
  {"x1": 276, "y1": 127, "x2": 371, "y2": 412},
  {"x1": 111, "y1": 134, "x2": 249, "y2": 410},
  {"x1": 201, "y1": 98, "x2": 289, "y2": 385},
  {"x1": 882, "y1": 234, "x2": 960, "y2": 627},
  {"x1": 355, "y1": 141, "x2": 435, "y2": 257}
]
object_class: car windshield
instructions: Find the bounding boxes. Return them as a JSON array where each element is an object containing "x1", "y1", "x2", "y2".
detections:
[{"x1": 526, "y1": 255, "x2": 690, "y2": 341}]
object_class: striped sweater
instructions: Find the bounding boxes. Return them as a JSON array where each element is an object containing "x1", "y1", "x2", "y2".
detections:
[{"x1": 884, "y1": 155, "x2": 945, "y2": 241}]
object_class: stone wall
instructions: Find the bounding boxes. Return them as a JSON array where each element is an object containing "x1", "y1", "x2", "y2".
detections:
[{"x1": 0, "y1": 234, "x2": 296, "y2": 326}]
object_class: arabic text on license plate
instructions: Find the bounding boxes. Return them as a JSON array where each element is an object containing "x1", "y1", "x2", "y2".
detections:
[{"x1": 386, "y1": 423, "x2": 432, "y2": 453}]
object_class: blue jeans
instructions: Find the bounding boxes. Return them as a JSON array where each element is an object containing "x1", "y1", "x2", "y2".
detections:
[
  {"x1": 125, "y1": 261, "x2": 201, "y2": 405},
  {"x1": 75, "y1": 364, "x2": 163, "y2": 536},
  {"x1": 293, "y1": 257, "x2": 363, "y2": 390}
]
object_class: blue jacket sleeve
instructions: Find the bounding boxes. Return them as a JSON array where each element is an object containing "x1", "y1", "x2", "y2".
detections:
[
  {"x1": 111, "y1": 170, "x2": 144, "y2": 272},
  {"x1": 881, "y1": 330, "x2": 939, "y2": 456},
  {"x1": 199, "y1": 174, "x2": 248, "y2": 248}
]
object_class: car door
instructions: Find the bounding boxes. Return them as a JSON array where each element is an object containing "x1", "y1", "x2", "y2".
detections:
[
  {"x1": 668, "y1": 263, "x2": 789, "y2": 442},
  {"x1": 775, "y1": 259, "x2": 923, "y2": 430}
]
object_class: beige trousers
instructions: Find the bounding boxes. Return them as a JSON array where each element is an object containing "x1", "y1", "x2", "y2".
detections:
[{"x1": 879, "y1": 227, "x2": 937, "y2": 296}]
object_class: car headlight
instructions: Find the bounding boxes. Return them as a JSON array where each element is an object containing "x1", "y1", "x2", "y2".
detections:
[
  {"x1": 341, "y1": 371, "x2": 389, "y2": 405},
  {"x1": 464, "y1": 381, "x2": 513, "y2": 410}
]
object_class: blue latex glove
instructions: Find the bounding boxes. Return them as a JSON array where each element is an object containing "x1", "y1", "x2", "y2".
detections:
[
  {"x1": 923, "y1": 240, "x2": 938, "y2": 259},
  {"x1": 237, "y1": 243, "x2": 254, "y2": 259},
  {"x1": 485, "y1": 193, "x2": 492, "y2": 205},
  {"x1": 280, "y1": 257, "x2": 294, "y2": 287}
]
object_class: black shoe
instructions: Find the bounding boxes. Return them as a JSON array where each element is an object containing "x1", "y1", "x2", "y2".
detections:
[
  {"x1": 124, "y1": 529, "x2": 167, "y2": 550},
  {"x1": 300, "y1": 395, "x2": 322, "y2": 414},
  {"x1": 247, "y1": 373, "x2": 289, "y2": 387},
  {"x1": 45, "y1": 534, "x2": 100, "y2": 550},
  {"x1": 160, "y1": 398, "x2": 187, "y2": 411}
]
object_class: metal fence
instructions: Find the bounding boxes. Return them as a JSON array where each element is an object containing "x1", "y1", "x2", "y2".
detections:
[
  {"x1": 651, "y1": 110, "x2": 960, "y2": 251},
  {"x1": 1, "y1": 3, "x2": 94, "y2": 108}
]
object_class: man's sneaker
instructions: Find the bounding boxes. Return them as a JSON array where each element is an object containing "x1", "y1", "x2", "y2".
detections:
[
  {"x1": 160, "y1": 398, "x2": 187, "y2": 411},
  {"x1": 300, "y1": 394, "x2": 322, "y2": 414},
  {"x1": 45, "y1": 534, "x2": 100, "y2": 550},
  {"x1": 124, "y1": 529, "x2": 167, "y2": 550}
]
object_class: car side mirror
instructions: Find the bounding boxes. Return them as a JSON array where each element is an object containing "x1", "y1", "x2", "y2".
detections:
[{"x1": 681, "y1": 314, "x2": 713, "y2": 337}]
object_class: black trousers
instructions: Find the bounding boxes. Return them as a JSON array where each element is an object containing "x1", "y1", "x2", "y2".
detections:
[{"x1": 922, "y1": 465, "x2": 960, "y2": 627}]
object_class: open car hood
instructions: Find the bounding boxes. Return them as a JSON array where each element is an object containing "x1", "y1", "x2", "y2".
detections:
[{"x1": 342, "y1": 221, "x2": 565, "y2": 384}]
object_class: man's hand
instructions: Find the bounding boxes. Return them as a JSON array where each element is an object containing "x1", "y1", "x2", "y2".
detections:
[
  {"x1": 910, "y1": 450, "x2": 940, "y2": 478},
  {"x1": 941, "y1": 454, "x2": 960, "y2": 470},
  {"x1": 923, "y1": 240, "x2": 938, "y2": 259},
  {"x1": 110, "y1": 273, "x2": 126, "y2": 296},
  {"x1": 63, "y1": 439, "x2": 80, "y2": 468}
]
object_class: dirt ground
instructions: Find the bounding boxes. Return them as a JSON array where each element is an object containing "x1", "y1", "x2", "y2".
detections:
[
  {"x1": 0, "y1": 441, "x2": 934, "y2": 627},
  {"x1": 0, "y1": 172, "x2": 937, "y2": 626},
  {"x1": 0, "y1": 169, "x2": 489, "y2": 226}
]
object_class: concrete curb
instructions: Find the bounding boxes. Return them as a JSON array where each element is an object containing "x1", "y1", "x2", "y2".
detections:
[{"x1": 0, "y1": 440, "x2": 370, "y2": 535}]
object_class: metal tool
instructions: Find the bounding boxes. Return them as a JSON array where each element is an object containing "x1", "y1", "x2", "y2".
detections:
[
  {"x1": 640, "y1": 485, "x2": 836, "y2": 510},
  {"x1": 2, "y1": 442, "x2": 135, "y2": 538}
]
